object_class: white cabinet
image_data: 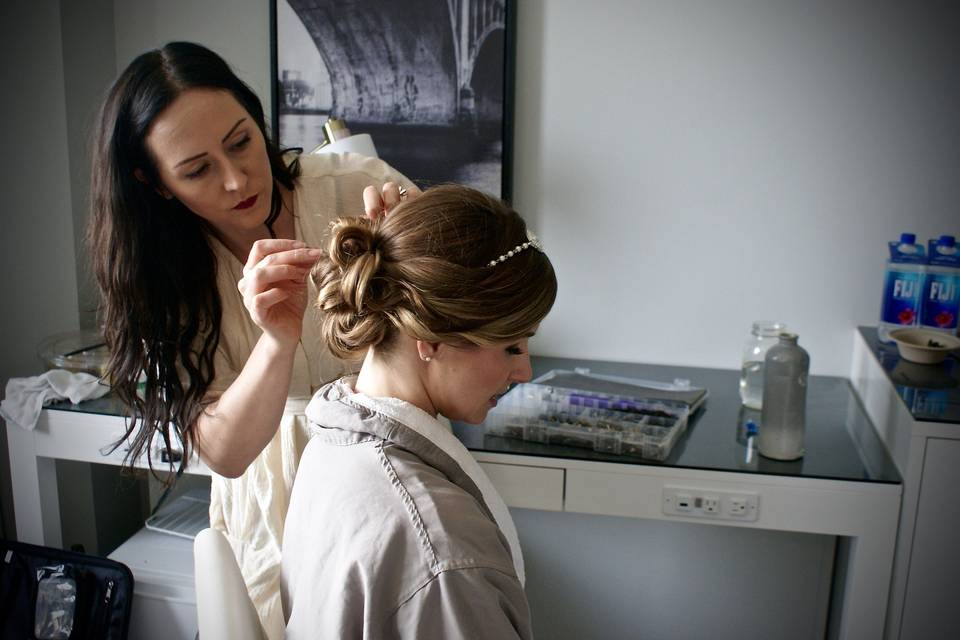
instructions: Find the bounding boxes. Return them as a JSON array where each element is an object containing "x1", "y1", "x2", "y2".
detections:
[
  {"x1": 851, "y1": 329, "x2": 960, "y2": 640},
  {"x1": 897, "y1": 438, "x2": 960, "y2": 639}
]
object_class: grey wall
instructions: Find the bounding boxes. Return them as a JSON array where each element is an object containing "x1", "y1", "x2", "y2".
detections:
[
  {"x1": 0, "y1": 0, "x2": 128, "y2": 551},
  {"x1": 514, "y1": 508, "x2": 834, "y2": 640},
  {"x1": 113, "y1": 0, "x2": 271, "y2": 106},
  {"x1": 0, "y1": 1, "x2": 81, "y2": 541},
  {"x1": 61, "y1": 0, "x2": 117, "y2": 330},
  {"x1": 107, "y1": 0, "x2": 960, "y2": 377},
  {"x1": 514, "y1": 0, "x2": 959, "y2": 376},
  {"x1": 4, "y1": 0, "x2": 956, "y2": 634}
]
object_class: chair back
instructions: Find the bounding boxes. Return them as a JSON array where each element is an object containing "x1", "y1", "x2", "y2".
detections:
[{"x1": 193, "y1": 528, "x2": 265, "y2": 640}]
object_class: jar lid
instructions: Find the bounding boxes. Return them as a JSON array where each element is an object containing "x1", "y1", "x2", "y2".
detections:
[{"x1": 751, "y1": 321, "x2": 787, "y2": 337}]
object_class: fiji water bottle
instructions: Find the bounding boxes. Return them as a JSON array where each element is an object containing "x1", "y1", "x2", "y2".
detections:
[
  {"x1": 878, "y1": 233, "x2": 926, "y2": 343},
  {"x1": 920, "y1": 235, "x2": 959, "y2": 336}
]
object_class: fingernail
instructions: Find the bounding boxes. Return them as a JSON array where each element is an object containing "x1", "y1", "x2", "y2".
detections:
[
  {"x1": 308, "y1": 249, "x2": 323, "y2": 257},
  {"x1": 293, "y1": 241, "x2": 306, "y2": 248}
]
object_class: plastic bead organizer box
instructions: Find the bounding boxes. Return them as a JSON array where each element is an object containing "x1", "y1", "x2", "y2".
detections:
[{"x1": 484, "y1": 369, "x2": 708, "y2": 461}]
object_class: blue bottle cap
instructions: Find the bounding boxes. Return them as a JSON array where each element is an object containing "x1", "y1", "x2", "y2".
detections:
[
  {"x1": 900, "y1": 233, "x2": 916, "y2": 245},
  {"x1": 745, "y1": 420, "x2": 758, "y2": 435},
  {"x1": 938, "y1": 235, "x2": 956, "y2": 247}
]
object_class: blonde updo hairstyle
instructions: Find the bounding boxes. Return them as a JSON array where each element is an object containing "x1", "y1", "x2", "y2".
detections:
[{"x1": 313, "y1": 185, "x2": 557, "y2": 360}]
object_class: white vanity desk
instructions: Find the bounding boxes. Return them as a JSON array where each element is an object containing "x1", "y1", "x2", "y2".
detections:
[{"x1": 7, "y1": 355, "x2": 902, "y2": 640}]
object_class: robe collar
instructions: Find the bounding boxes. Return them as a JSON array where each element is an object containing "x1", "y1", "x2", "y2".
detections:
[{"x1": 304, "y1": 377, "x2": 525, "y2": 585}]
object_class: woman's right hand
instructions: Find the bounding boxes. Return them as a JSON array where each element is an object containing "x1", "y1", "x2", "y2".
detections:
[{"x1": 237, "y1": 239, "x2": 323, "y2": 349}]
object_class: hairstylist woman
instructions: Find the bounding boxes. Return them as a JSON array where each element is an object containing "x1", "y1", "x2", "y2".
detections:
[{"x1": 87, "y1": 41, "x2": 416, "y2": 637}]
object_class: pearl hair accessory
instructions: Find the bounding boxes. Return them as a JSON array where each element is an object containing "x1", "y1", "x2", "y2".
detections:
[{"x1": 487, "y1": 229, "x2": 544, "y2": 267}]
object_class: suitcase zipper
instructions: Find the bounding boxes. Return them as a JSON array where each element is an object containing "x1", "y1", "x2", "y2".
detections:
[{"x1": 95, "y1": 579, "x2": 115, "y2": 636}]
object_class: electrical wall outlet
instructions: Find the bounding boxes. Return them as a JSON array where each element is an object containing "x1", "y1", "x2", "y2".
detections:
[
  {"x1": 662, "y1": 486, "x2": 760, "y2": 522},
  {"x1": 729, "y1": 497, "x2": 749, "y2": 516},
  {"x1": 702, "y1": 496, "x2": 720, "y2": 513}
]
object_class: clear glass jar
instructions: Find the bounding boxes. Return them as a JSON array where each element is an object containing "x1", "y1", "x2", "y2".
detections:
[{"x1": 739, "y1": 321, "x2": 787, "y2": 409}]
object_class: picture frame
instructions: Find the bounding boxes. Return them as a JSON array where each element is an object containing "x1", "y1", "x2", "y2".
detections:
[{"x1": 270, "y1": 0, "x2": 517, "y2": 201}]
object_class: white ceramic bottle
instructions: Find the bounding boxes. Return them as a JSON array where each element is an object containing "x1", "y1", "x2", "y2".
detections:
[{"x1": 758, "y1": 333, "x2": 809, "y2": 460}]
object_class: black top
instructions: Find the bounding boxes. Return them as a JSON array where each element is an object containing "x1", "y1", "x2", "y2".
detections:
[
  {"x1": 453, "y1": 355, "x2": 901, "y2": 484},
  {"x1": 858, "y1": 326, "x2": 960, "y2": 425}
]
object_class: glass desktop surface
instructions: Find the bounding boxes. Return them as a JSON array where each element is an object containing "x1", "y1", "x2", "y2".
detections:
[
  {"x1": 46, "y1": 394, "x2": 128, "y2": 418},
  {"x1": 858, "y1": 326, "x2": 960, "y2": 425},
  {"x1": 453, "y1": 356, "x2": 901, "y2": 484},
  {"x1": 48, "y1": 354, "x2": 901, "y2": 483}
]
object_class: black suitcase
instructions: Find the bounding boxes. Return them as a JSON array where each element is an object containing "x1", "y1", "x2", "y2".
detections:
[{"x1": 1, "y1": 538, "x2": 134, "y2": 640}]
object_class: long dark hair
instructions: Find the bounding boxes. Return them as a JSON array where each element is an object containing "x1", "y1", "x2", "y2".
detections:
[{"x1": 87, "y1": 42, "x2": 299, "y2": 476}]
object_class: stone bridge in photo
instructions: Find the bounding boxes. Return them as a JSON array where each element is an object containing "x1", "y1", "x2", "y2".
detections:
[{"x1": 286, "y1": 0, "x2": 507, "y2": 128}]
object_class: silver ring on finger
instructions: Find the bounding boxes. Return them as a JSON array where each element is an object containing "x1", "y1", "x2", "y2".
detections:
[{"x1": 398, "y1": 186, "x2": 408, "y2": 201}]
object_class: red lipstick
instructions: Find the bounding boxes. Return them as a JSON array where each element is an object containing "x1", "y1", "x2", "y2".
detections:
[{"x1": 233, "y1": 194, "x2": 258, "y2": 210}]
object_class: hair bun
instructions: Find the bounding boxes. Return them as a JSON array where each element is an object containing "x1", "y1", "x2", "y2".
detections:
[
  {"x1": 329, "y1": 219, "x2": 375, "y2": 266},
  {"x1": 328, "y1": 218, "x2": 379, "y2": 314},
  {"x1": 314, "y1": 185, "x2": 557, "y2": 360},
  {"x1": 313, "y1": 217, "x2": 392, "y2": 359}
]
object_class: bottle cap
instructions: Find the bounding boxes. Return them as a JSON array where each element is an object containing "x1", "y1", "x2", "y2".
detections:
[
  {"x1": 900, "y1": 233, "x2": 916, "y2": 245},
  {"x1": 938, "y1": 235, "x2": 956, "y2": 247}
]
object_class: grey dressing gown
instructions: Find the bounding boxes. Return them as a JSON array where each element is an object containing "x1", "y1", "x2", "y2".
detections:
[{"x1": 280, "y1": 378, "x2": 534, "y2": 639}]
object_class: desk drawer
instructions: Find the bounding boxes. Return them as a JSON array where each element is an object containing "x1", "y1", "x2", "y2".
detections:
[
  {"x1": 478, "y1": 462, "x2": 564, "y2": 511},
  {"x1": 565, "y1": 469, "x2": 664, "y2": 519}
]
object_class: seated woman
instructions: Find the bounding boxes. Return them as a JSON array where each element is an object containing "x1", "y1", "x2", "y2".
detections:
[{"x1": 280, "y1": 185, "x2": 557, "y2": 638}]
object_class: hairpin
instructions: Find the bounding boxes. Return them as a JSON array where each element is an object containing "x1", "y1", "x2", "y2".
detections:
[{"x1": 487, "y1": 229, "x2": 544, "y2": 267}]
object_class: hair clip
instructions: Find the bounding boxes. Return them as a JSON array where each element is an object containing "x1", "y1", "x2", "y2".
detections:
[{"x1": 487, "y1": 229, "x2": 544, "y2": 267}]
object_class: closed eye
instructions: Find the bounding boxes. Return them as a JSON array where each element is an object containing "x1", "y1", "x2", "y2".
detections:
[
  {"x1": 185, "y1": 164, "x2": 209, "y2": 179},
  {"x1": 506, "y1": 345, "x2": 525, "y2": 356},
  {"x1": 230, "y1": 134, "x2": 251, "y2": 151}
]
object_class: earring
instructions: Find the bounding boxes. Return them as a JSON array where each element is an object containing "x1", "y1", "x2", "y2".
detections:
[{"x1": 422, "y1": 356, "x2": 432, "y2": 362}]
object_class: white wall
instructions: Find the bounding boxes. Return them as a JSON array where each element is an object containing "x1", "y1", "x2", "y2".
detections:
[{"x1": 514, "y1": 0, "x2": 959, "y2": 375}]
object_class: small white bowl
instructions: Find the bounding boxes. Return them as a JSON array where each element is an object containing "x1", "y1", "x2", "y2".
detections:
[{"x1": 889, "y1": 328, "x2": 960, "y2": 365}]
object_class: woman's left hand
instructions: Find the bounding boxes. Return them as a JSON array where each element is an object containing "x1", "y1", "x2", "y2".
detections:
[{"x1": 363, "y1": 181, "x2": 421, "y2": 220}]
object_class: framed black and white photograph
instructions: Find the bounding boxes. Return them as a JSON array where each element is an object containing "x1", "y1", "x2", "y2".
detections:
[{"x1": 271, "y1": 0, "x2": 516, "y2": 199}]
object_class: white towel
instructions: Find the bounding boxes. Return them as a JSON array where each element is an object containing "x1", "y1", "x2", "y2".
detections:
[{"x1": 0, "y1": 370, "x2": 110, "y2": 431}]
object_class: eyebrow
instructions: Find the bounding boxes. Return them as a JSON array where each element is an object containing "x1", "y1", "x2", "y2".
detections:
[
  {"x1": 221, "y1": 118, "x2": 247, "y2": 143},
  {"x1": 173, "y1": 118, "x2": 247, "y2": 168}
]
